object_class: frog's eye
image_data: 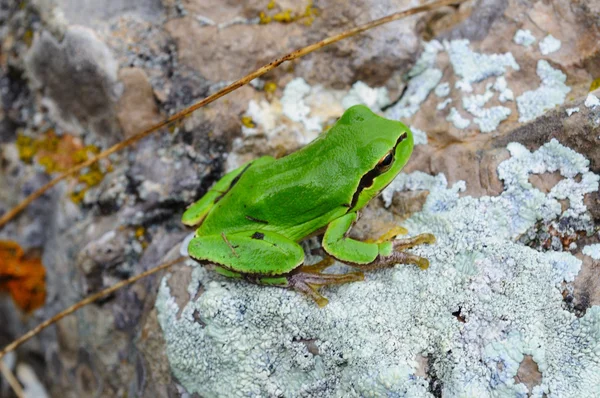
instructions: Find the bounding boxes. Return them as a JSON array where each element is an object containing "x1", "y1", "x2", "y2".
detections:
[{"x1": 376, "y1": 152, "x2": 394, "y2": 172}]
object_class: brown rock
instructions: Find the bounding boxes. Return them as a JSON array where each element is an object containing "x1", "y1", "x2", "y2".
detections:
[
  {"x1": 514, "y1": 355, "x2": 543, "y2": 394},
  {"x1": 116, "y1": 67, "x2": 163, "y2": 139}
]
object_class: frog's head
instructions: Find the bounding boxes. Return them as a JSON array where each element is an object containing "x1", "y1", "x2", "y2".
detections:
[{"x1": 337, "y1": 105, "x2": 414, "y2": 212}]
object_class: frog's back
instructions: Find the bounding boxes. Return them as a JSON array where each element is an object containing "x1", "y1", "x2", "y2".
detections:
[
  {"x1": 197, "y1": 105, "x2": 408, "y2": 241},
  {"x1": 197, "y1": 133, "x2": 360, "y2": 241}
]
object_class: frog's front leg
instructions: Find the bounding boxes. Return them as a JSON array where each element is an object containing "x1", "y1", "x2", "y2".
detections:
[{"x1": 322, "y1": 212, "x2": 435, "y2": 270}]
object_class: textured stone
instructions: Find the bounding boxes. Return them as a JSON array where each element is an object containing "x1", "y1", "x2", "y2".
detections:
[
  {"x1": 1, "y1": 0, "x2": 600, "y2": 396},
  {"x1": 116, "y1": 67, "x2": 162, "y2": 139}
]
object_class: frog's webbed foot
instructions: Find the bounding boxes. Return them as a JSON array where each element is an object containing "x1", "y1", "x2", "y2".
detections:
[
  {"x1": 288, "y1": 259, "x2": 364, "y2": 307},
  {"x1": 354, "y1": 233, "x2": 436, "y2": 271}
]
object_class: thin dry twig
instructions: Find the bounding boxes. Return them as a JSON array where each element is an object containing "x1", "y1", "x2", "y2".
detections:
[
  {"x1": 0, "y1": 0, "x2": 466, "y2": 230},
  {"x1": 0, "y1": 256, "x2": 185, "y2": 361},
  {"x1": 0, "y1": 360, "x2": 25, "y2": 398}
]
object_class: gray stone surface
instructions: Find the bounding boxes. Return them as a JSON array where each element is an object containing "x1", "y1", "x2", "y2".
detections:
[{"x1": 0, "y1": 0, "x2": 599, "y2": 396}]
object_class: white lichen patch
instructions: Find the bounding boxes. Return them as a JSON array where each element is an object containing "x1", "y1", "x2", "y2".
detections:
[
  {"x1": 409, "y1": 126, "x2": 428, "y2": 146},
  {"x1": 539, "y1": 34, "x2": 562, "y2": 55},
  {"x1": 386, "y1": 68, "x2": 442, "y2": 120},
  {"x1": 386, "y1": 41, "x2": 443, "y2": 120},
  {"x1": 408, "y1": 40, "x2": 443, "y2": 78},
  {"x1": 434, "y1": 82, "x2": 450, "y2": 97},
  {"x1": 582, "y1": 244, "x2": 600, "y2": 260},
  {"x1": 444, "y1": 39, "x2": 520, "y2": 87},
  {"x1": 447, "y1": 107, "x2": 471, "y2": 129},
  {"x1": 437, "y1": 98, "x2": 452, "y2": 110},
  {"x1": 566, "y1": 107, "x2": 580, "y2": 116},
  {"x1": 280, "y1": 78, "x2": 323, "y2": 135},
  {"x1": 517, "y1": 60, "x2": 571, "y2": 122},
  {"x1": 462, "y1": 89, "x2": 511, "y2": 133},
  {"x1": 493, "y1": 76, "x2": 514, "y2": 103},
  {"x1": 584, "y1": 93, "x2": 600, "y2": 109},
  {"x1": 341, "y1": 81, "x2": 390, "y2": 112},
  {"x1": 157, "y1": 140, "x2": 600, "y2": 397},
  {"x1": 514, "y1": 29, "x2": 536, "y2": 47}
]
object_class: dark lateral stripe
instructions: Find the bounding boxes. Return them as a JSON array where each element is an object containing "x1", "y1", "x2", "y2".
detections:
[{"x1": 348, "y1": 132, "x2": 408, "y2": 210}]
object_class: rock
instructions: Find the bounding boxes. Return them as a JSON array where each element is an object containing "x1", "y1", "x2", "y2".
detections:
[
  {"x1": 54, "y1": 0, "x2": 164, "y2": 26},
  {"x1": 25, "y1": 26, "x2": 122, "y2": 142},
  {"x1": 1, "y1": 0, "x2": 600, "y2": 396},
  {"x1": 116, "y1": 67, "x2": 162, "y2": 139},
  {"x1": 156, "y1": 140, "x2": 599, "y2": 397}
]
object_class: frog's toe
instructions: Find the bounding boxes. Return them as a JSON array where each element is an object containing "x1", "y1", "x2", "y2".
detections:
[
  {"x1": 371, "y1": 226, "x2": 409, "y2": 243},
  {"x1": 353, "y1": 252, "x2": 430, "y2": 271},
  {"x1": 288, "y1": 270, "x2": 364, "y2": 307},
  {"x1": 392, "y1": 233, "x2": 436, "y2": 251}
]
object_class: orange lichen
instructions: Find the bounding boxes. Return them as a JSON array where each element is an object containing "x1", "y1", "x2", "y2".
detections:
[
  {"x1": 0, "y1": 240, "x2": 46, "y2": 313},
  {"x1": 15, "y1": 130, "x2": 109, "y2": 203}
]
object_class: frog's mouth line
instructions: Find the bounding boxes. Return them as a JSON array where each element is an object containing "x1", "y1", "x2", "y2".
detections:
[{"x1": 348, "y1": 132, "x2": 408, "y2": 210}]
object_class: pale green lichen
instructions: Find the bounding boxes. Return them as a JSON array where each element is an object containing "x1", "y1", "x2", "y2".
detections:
[
  {"x1": 539, "y1": 34, "x2": 561, "y2": 55},
  {"x1": 582, "y1": 244, "x2": 600, "y2": 260},
  {"x1": 409, "y1": 126, "x2": 428, "y2": 146},
  {"x1": 585, "y1": 93, "x2": 600, "y2": 109},
  {"x1": 516, "y1": 60, "x2": 571, "y2": 122},
  {"x1": 437, "y1": 98, "x2": 452, "y2": 110},
  {"x1": 157, "y1": 140, "x2": 600, "y2": 397},
  {"x1": 342, "y1": 81, "x2": 390, "y2": 112},
  {"x1": 446, "y1": 107, "x2": 471, "y2": 129},
  {"x1": 444, "y1": 39, "x2": 519, "y2": 87},
  {"x1": 434, "y1": 82, "x2": 450, "y2": 97},
  {"x1": 462, "y1": 88, "x2": 511, "y2": 133},
  {"x1": 493, "y1": 76, "x2": 514, "y2": 103},
  {"x1": 386, "y1": 41, "x2": 443, "y2": 120},
  {"x1": 514, "y1": 29, "x2": 536, "y2": 47}
]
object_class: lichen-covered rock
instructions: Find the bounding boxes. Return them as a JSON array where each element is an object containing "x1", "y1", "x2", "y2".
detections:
[
  {"x1": 156, "y1": 140, "x2": 599, "y2": 397},
  {"x1": 1, "y1": 0, "x2": 600, "y2": 396}
]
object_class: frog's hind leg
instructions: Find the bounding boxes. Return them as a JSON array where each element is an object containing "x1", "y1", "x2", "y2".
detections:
[
  {"x1": 187, "y1": 229, "x2": 304, "y2": 276},
  {"x1": 287, "y1": 268, "x2": 364, "y2": 307}
]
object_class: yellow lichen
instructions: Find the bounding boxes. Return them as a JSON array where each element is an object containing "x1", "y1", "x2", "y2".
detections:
[
  {"x1": 16, "y1": 133, "x2": 35, "y2": 163},
  {"x1": 301, "y1": 1, "x2": 319, "y2": 26},
  {"x1": 14, "y1": 130, "x2": 109, "y2": 203},
  {"x1": 241, "y1": 116, "x2": 256, "y2": 128},
  {"x1": 134, "y1": 226, "x2": 148, "y2": 249},
  {"x1": 259, "y1": 0, "x2": 318, "y2": 25},
  {"x1": 23, "y1": 29, "x2": 34, "y2": 47},
  {"x1": 259, "y1": 11, "x2": 272, "y2": 24},
  {"x1": 135, "y1": 226, "x2": 146, "y2": 239},
  {"x1": 273, "y1": 9, "x2": 294, "y2": 23},
  {"x1": 69, "y1": 189, "x2": 86, "y2": 204},
  {"x1": 264, "y1": 81, "x2": 277, "y2": 94},
  {"x1": 590, "y1": 78, "x2": 600, "y2": 92}
]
